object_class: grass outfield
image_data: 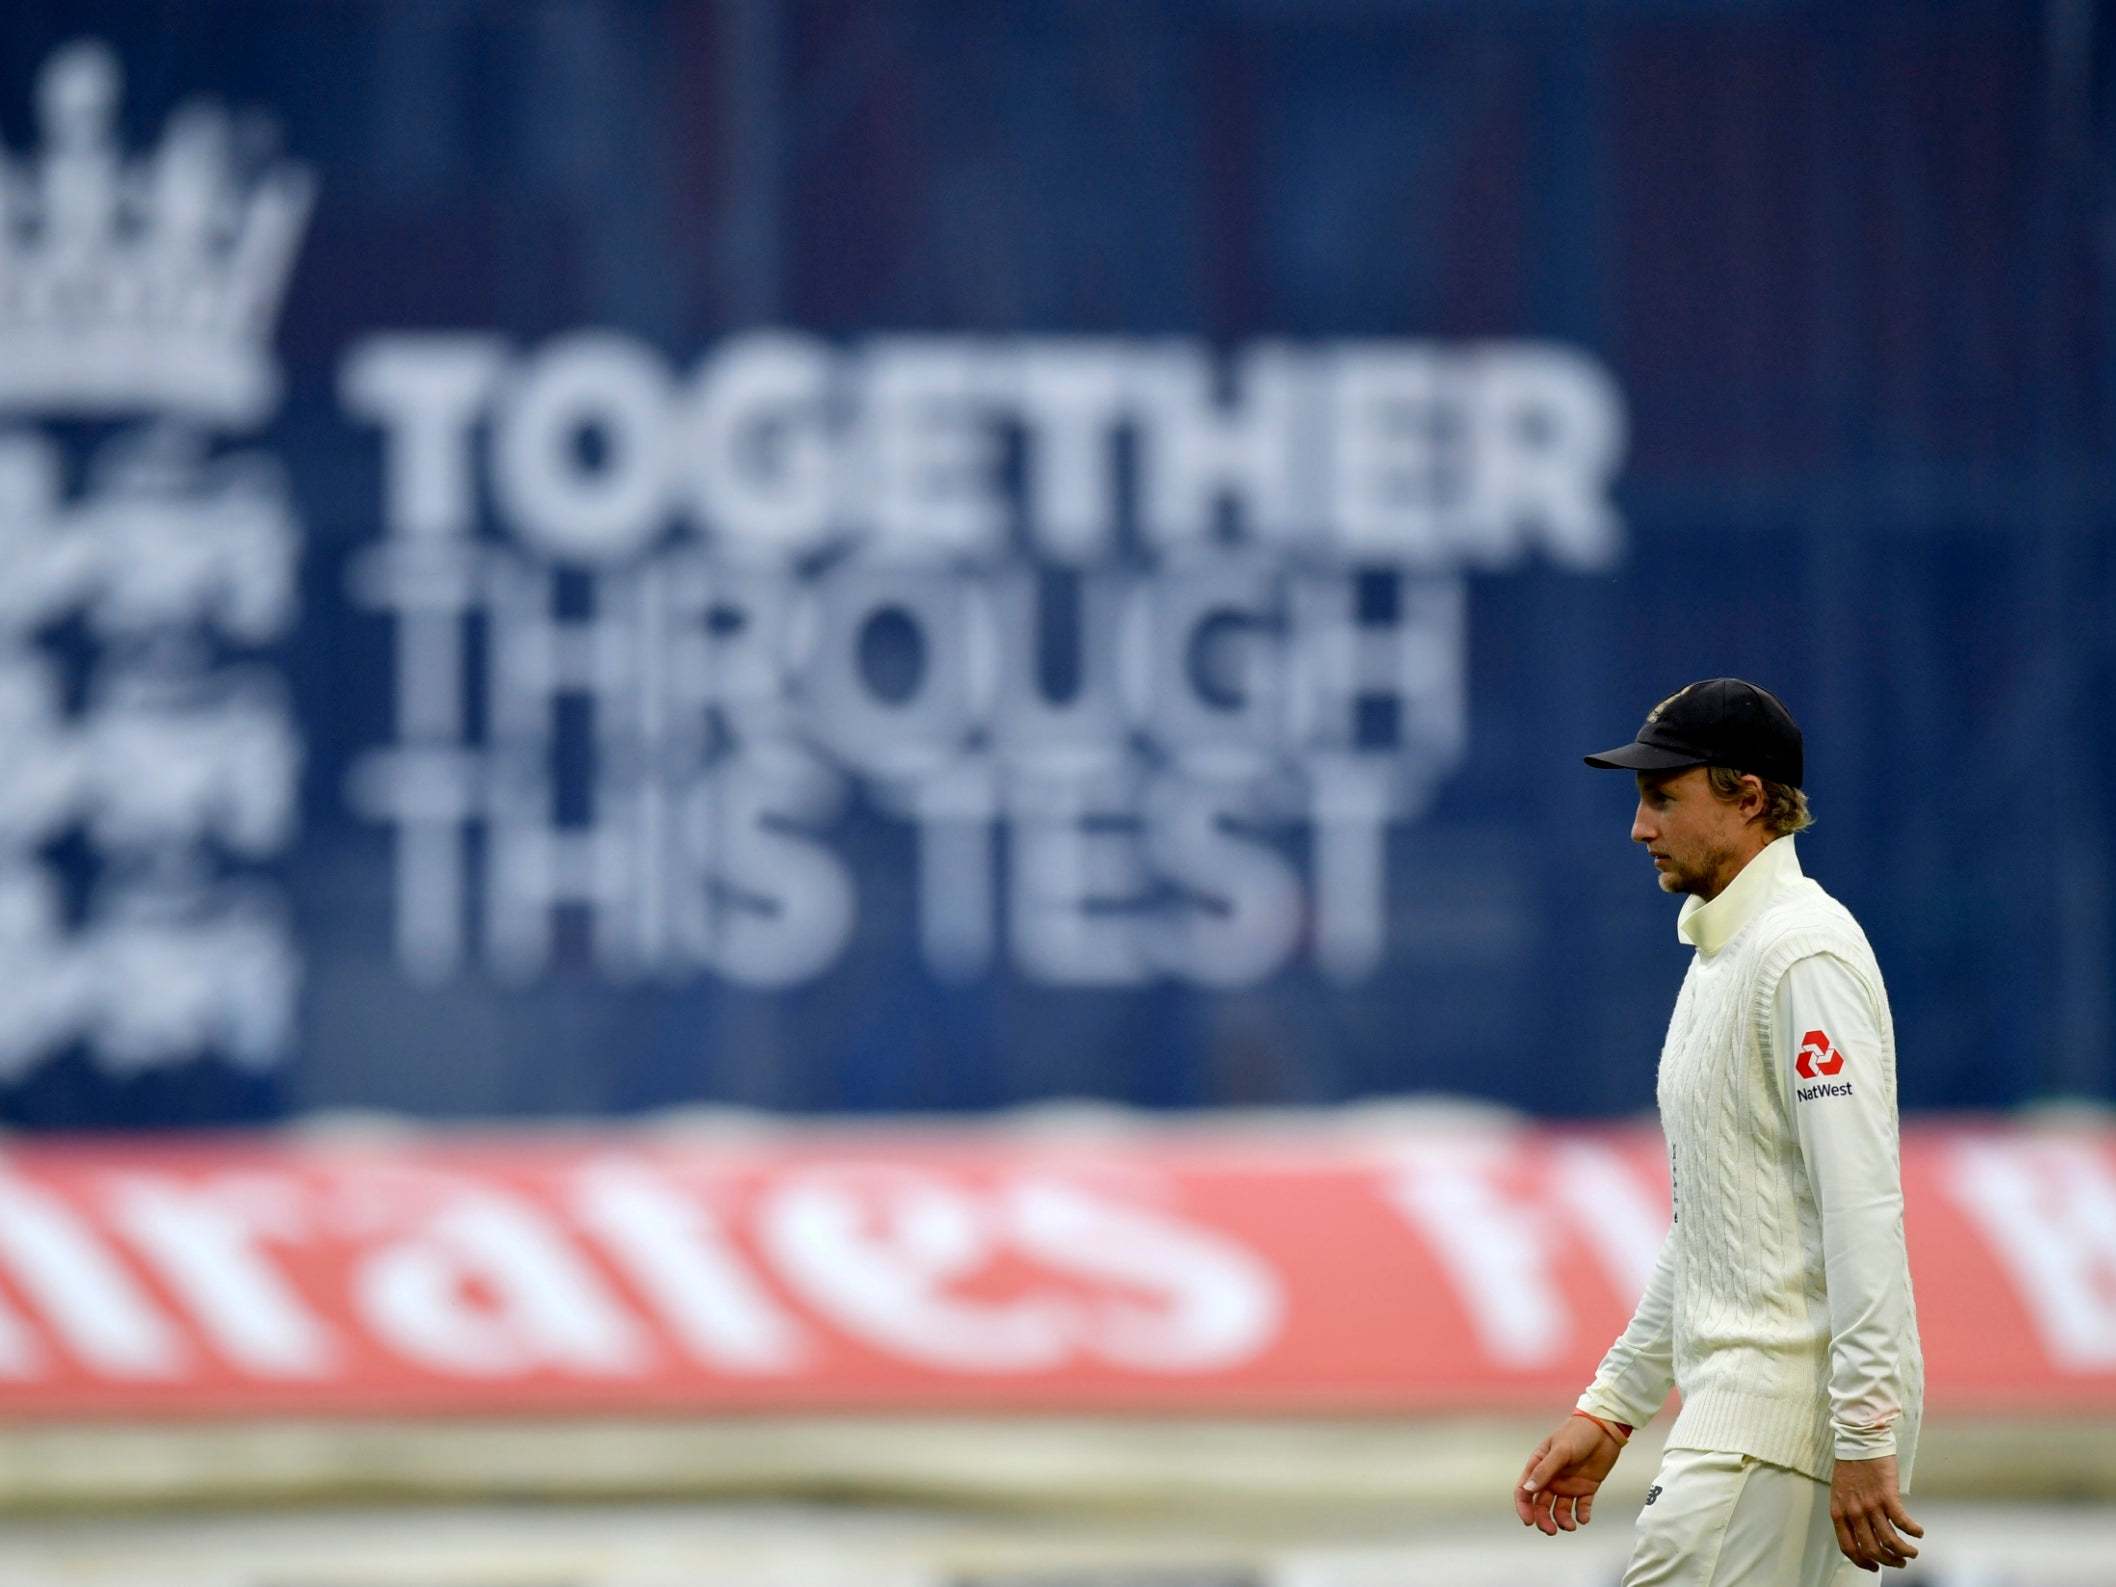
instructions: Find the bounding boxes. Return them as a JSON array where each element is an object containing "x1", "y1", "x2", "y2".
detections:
[
  {"x1": 2, "y1": 1495, "x2": 2115, "y2": 1586},
  {"x1": 2, "y1": 1413, "x2": 2112, "y2": 1515}
]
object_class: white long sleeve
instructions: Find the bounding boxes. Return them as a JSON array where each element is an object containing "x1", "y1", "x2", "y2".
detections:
[
  {"x1": 1578, "y1": 1227, "x2": 1678, "y2": 1429},
  {"x1": 1774, "y1": 951, "x2": 1917, "y2": 1461}
]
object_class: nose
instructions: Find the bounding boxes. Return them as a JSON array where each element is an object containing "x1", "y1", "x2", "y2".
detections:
[{"x1": 1631, "y1": 801, "x2": 1656, "y2": 846}]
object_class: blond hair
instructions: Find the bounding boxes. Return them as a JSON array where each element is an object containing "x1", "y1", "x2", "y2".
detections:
[{"x1": 1705, "y1": 765, "x2": 1812, "y2": 837}]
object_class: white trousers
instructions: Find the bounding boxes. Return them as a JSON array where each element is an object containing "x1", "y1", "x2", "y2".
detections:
[{"x1": 1619, "y1": 1446, "x2": 1853, "y2": 1587}]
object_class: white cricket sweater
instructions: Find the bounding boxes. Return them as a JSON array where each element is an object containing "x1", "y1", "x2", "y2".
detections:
[{"x1": 1578, "y1": 836, "x2": 1923, "y2": 1485}]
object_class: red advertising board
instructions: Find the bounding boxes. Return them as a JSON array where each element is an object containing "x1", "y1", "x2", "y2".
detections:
[{"x1": 0, "y1": 1123, "x2": 2106, "y2": 1417}]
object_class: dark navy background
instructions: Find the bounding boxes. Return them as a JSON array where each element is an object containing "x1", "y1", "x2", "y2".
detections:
[{"x1": 2, "y1": 0, "x2": 2108, "y2": 1125}]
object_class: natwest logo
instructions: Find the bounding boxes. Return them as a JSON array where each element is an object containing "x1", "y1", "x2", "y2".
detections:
[{"x1": 1795, "y1": 1029, "x2": 1846, "y2": 1080}]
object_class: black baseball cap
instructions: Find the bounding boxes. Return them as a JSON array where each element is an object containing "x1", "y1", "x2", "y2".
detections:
[{"x1": 1583, "y1": 678, "x2": 1804, "y2": 789}]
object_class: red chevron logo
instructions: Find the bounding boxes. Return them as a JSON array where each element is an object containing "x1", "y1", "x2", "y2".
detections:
[{"x1": 1795, "y1": 1029, "x2": 1845, "y2": 1080}]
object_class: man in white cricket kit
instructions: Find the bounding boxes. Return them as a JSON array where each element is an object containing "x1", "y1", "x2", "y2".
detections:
[{"x1": 1514, "y1": 679, "x2": 1924, "y2": 1582}]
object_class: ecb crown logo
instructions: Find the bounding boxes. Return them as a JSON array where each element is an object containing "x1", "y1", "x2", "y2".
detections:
[
  {"x1": 1795, "y1": 1029, "x2": 1846, "y2": 1080},
  {"x1": 0, "y1": 39, "x2": 314, "y2": 423}
]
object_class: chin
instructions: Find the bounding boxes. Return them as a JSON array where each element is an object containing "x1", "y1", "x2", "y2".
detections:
[{"x1": 1656, "y1": 871, "x2": 1683, "y2": 894}]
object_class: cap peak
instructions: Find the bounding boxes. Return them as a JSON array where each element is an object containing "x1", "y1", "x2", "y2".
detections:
[{"x1": 1584, "y1": 677, "x2": 1803, "y2": 788}]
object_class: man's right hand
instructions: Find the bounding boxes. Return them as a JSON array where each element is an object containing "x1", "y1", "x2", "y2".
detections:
[{"x1": 1515, "y1": 1414, "x2": 1625, "y2": 1535}]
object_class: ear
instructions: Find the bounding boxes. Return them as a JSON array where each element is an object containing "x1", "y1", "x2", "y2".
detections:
[{"x1": 1737, "y1": 774, "x2": 1768, "y2": 823}]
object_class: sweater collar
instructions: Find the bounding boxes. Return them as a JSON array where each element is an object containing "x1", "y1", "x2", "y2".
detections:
[{"x1": 1676, "y1": 835, "x2": 1802, "y2": 956}]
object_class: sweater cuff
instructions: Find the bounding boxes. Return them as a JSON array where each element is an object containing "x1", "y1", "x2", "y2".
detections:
[
  {"x1": 1577, "y1": 1387, "x2": 1654, "y2": 1430},
  {"x1": 1833, "y1": 1422, "x2": 1898, "y2": 1462}
]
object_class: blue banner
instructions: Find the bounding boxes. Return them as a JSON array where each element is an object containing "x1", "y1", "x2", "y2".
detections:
[{"x1": 0, "y1": 2, "x2": 2103, "y2": 1125}]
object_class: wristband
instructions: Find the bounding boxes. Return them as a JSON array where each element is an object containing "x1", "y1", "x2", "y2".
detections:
[{"x1": 1571, "y1": 1409, "x2": 1632, "y2": 1445}]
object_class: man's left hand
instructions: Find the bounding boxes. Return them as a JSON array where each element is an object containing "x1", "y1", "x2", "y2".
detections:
[{"x1": 1831, "y1": 1455, "x2": 1922, "y2": 1572}]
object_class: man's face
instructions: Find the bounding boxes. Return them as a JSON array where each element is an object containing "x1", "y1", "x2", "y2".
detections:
[{"x1": 1630, "y1": 767, "x2": 1755, "y2": 898}]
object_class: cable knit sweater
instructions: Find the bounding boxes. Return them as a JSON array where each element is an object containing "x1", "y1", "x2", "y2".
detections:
[{"x1": 1578, "y1": 836, "x2": 1923, "y2": 1485}]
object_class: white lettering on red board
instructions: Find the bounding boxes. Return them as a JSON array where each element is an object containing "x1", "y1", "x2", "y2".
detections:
[
  {"x1": 0, "y1": 1169, "x2": 187, "y2": 1378},
  {"x1": 1547, "y1": 1138, "x2": 1666, "y2": 1299},
  {"x1": 1945, "y1": 1137, "x2": 2116, "y2": 1368},
  {"x1": 763, "y1": 1167, "x2": 1075, "y2": 1372},
  {"x1": 1380, "y1": 1137, "x2": 1667, "y2": 1369},
  {"x1": 0, "y1": 1159, "x2": 1284, "y2": 1388},
  {"x1": 1003, "y1": 1176, "x2": 1282, "y2": 1371},
  {"x1": 351, "y1": 1183, "x2": 651, "y2": 1377},
  {"x1": 6, "y1": 1133, "x2": 2113, "y2": 1404},
  {"x1": 567, "y1": 1160, "x2": 812, "y2": 1373},
  {"x1": 108, "y1": 1172, "x2": 338, "y2": 1377},
  {"x1": 757, "y1": 1166, "x2": 1277, "y2": 1374}
]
